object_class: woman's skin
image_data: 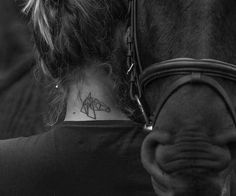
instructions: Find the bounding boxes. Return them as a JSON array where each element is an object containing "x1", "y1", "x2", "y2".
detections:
[{"x1": 64, "y1": 67, "x2": 129, "y2": 121}]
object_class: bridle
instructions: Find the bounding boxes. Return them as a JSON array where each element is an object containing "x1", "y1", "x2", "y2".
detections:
[{"x1": 127, "y1": 0, "x2": 236, "y2": 131}]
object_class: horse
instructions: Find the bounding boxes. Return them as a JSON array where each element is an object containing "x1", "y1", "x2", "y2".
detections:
[{"x1": 130, "y1": 0, "x2": 236, "y2": 196}]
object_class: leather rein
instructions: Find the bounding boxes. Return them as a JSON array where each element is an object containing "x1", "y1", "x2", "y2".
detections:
[{"x1": 127, "y1": 0, "x2": 236, "y2": 131}]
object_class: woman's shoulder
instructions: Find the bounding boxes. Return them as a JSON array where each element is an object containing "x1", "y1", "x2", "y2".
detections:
[
  {"x1": 53, "y1": 120, "x2": 145, "y2": 150},
  {"x1": 52, "y1": 120, "x2": 154, "y2": 196},
  {"x1": 52, "y1": 120, "x2": 146, "y2": 166}
]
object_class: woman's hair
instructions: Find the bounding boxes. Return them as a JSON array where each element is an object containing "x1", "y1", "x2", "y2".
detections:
[
  {"x1": 23, "y1": 0, "x2": 135, "y2": 125},
  {"x1": 24, "y1": 0, "x2": 128, "y2": 78}
]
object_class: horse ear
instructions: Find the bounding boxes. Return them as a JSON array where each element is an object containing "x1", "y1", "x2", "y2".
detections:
[
  {"x1": 23, "y1": 0, "x2": 54, "y2": 49},
  {"x1": 141, "y1": 132, "x2": 173, "y2": 196}
]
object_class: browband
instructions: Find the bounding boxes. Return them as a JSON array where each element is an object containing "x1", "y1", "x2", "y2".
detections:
[{"x1": 140, "y1": 58, "x2": 236, "y2": 88}]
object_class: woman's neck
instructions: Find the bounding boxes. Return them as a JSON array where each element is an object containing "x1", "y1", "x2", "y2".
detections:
[{"x1": 64, "y1": 71, "x2": 128, "y2": 121}]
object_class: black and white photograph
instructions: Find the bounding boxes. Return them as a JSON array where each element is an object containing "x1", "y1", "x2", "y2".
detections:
[{"x1": 0, "y1": 0, "x2": 236, "y2": 195}]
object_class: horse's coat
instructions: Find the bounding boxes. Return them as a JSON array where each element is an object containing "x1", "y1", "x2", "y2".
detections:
[{"x1": 138, "y1": 1, "x2": 236, "y2": 196}]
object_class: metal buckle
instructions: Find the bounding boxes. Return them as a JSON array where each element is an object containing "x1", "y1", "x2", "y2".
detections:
[
  {"x1": 144, "y1": 124, "x2": 153, "y2": 132},
  {"x1": 134, "y1": 95, "x2": 153, "y2": 131}
]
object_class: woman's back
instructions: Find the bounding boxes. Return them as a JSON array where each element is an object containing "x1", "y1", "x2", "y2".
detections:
[{"x1": 0, "y1": 121, "x2": 155, "y2": 196}]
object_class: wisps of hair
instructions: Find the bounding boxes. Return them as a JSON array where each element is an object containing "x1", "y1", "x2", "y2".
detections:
[
  {"x1": 23, "y1": 0, "x2": 53, "y2": 49},
  {"x1": 23, "y1": 0, "x2": 128, "y2": 78},
  {"x1": 23, "y1": 0, "x2": 130, "y2": 125}
]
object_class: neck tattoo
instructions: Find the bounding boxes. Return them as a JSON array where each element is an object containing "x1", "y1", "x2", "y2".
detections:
[{"x1": 80, "y1": 92, "x2": 111, "y2": 119}]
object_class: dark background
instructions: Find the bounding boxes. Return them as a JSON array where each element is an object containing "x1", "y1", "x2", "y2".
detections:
[
  {"x1": 0, "y1": 0, "x2": 48, "y2": 138},
  {"x1": 0, "y1": 0, "x2": 31, "y2": 71}
]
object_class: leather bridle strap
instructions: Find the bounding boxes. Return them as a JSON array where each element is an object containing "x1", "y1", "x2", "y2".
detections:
[
  {"x1": 140, "y1": 58, "x2": 236, "y2": 83},
  {"x1": 140, "y1": 59, "x2": 236, "y2": 130},
  {"x1": 127, "y1": 0, "x2": 142, "y2": 74},
  {"x1": 127, "y1": 0, "x2": 143, "y2": 101}
]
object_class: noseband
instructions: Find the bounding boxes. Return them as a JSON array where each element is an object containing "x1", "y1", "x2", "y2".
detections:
[{"x1": 127, "y1": 0, "x2": 236, "y2": 131}]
